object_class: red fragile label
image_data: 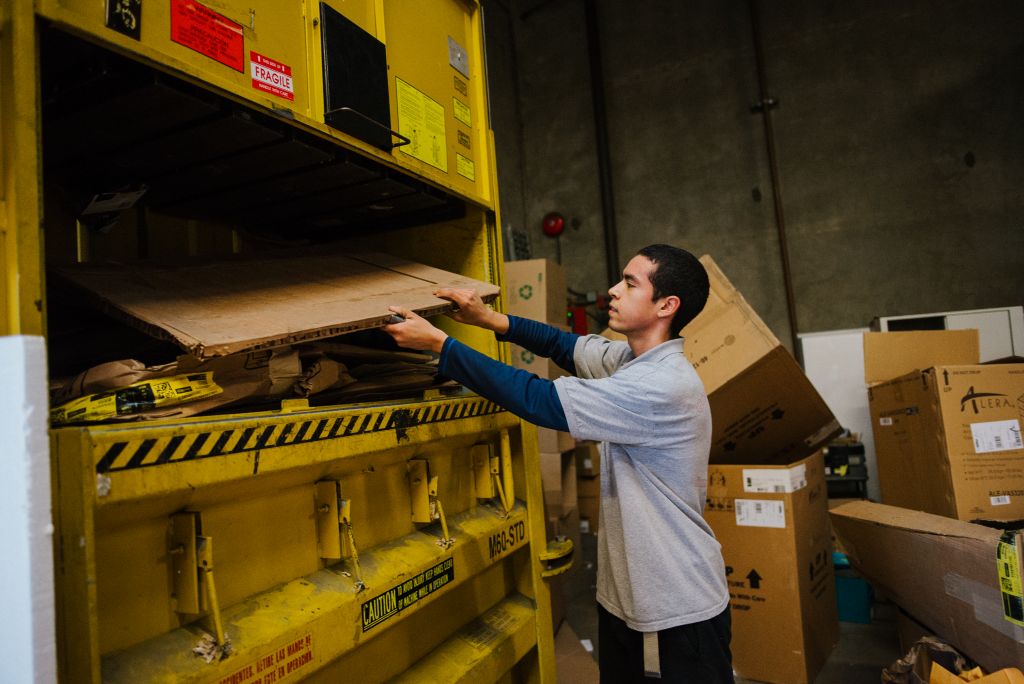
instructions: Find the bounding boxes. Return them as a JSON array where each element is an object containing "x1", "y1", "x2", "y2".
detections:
[
  {"x1": 250, "y1": 51, "x2": 295, "y2": 100},
  {"x1": 170, "y1": 0, "x2": 244, "y2": 72}
]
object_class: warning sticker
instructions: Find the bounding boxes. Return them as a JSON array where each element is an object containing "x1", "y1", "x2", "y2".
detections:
[
  {"x1": 396, "y1": 78, "x2": 448, "y2": 172},
  {"x1": 971, "y1": 419, "x2": 1023, "y2": 454},
  {"x1": 170, "y1": 0, "x2": 244, "y2": 73},
  {"x1": 362, "y1": 558, "x2": 454, "y2": 632},
  {"x1": 218, "y1": 634, "x2": 313, "y2": 684},
  {"x1": 250, "y1": 52, "x2": 294, "y2": 101},
  {"x1": 453, "y1": 98, "x2": 472, "y2": 127},
  {"x1": 735, "y1": 499, "x2": 786, "y2": 529},
  {"x1": 456, "y1": 153, "x2": 475, "y2": 182}
]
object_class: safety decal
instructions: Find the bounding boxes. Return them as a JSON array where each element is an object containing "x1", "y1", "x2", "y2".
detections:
[
  {"x1": 456, "y1": 154, "x2": 475, "y2": 182},
  {"x1": 362, "y1": 558, "x2": 454, "y2": 632},
  {"x1": 170, "y1": 0, "x2": 245, "y2": 72},
  {"x1": 250, "y1": 51, "x2": 294, "y2": 101},
  {"x1": 217, "y1": 634, "x2": 313, "y2": 684},
  {"x1": 396, "y1": 78, "x2": 448, "y2": 172},
  {"x1": 94, "y1": 398, "x2": 504, "y2": 473}
]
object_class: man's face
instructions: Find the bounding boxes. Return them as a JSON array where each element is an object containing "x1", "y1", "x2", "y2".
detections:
[{"x1": 606, "y1": 255, "x2": 665, "y2": 334}]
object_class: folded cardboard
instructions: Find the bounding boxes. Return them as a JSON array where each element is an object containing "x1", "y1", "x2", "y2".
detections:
[
  {"x1": 683, "y1": 256, "x2": 840, "y2": 464},
  {"x1": 54, "y1": 249, "x2": 500, "y2": 359},
  {"x1": 536, "y1": 426, "x2": 574, "y2": 454},
  {"x1": 868, "y1": 363, "x2": 1024, "y2": 520},
  {"x1": 50, "y1": 349, "x2": 302, "y2": 422},
  {"x1": 704, "y1": 451, "x2": 838, "y2": 684},
  {"x1": 863, "y1": 330, "x2": 980, "y2": 384},
  {"x1": 503, "y1": 258, "x2": 567, "y2": 325},
  {"x1": 830, "y1": 500, "x2": 1024, "y2": 671}
]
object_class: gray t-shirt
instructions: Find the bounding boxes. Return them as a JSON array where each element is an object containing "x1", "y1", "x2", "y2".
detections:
[{"x1": 553, "y1": 335, "x2": 729, "y2": 632}]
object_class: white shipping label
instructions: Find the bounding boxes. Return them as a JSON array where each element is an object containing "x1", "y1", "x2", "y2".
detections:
[
  {"x1": 735, "y1": 499, "x2": 786, "y2": 528},
  {"x1": 970, "y1": 419, "x2": 1023, "y2": 454},
  {"x1": 742, "y1": 464, "x2": 807, "y2": 493},
  {"x1": 990, "y1": 495, "x2": 1012, "y2": 506},
  {"x1": 879, "y1": 417, "x2": 893, "y2": 426}
]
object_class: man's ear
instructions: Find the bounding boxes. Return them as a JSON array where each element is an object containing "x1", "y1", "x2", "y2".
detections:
[{"x1": 658, "y1": 295, "x2": 681, "y2": 319}]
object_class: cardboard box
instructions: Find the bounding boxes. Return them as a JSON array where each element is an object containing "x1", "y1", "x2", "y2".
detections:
[
  {"x1": 868, "y1": 363, "x2": 1024, "y2": 520},
  {"x1": 575, "y1": 441, "x2": 600, "y2": 478},
  {"x1": 554, "y1": 622, "x2": 599, "y2": 683},
  {"x1": 681, "y1": 256, "x2": 841, "y2": 464},
  {"x1": 577, "y1": 475, "x2": 599, "y2": 500},
  {"x1": 536, "y1": 426, "x2": 574, "y2": 454},
  {"x1": 829, "y1": 501, "x2": 1024, "y2": 671},
  {"x1": 55, "y1": 249, "x2": 500, "y2": 359},
  {"x1": 509, "y1": 325, "x2": 572, "y2": 380},
  {"x1": 863, "y1": 330, "x2": 979, "y2": 384},
  {"x1": 540, "y1": 451, "x2": 578, "y2": 517},
  {"x1": 704, "y1": 451, "x2": 838, "y2": 684},
  {"x1": 504, "y1": 258, "x2": 567, "y2": 325}
]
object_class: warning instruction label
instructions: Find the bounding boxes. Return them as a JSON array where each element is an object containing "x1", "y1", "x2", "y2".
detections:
[
  {"x1": 170, "y1": 0, "x2": 244, "y2": 73},
  {"x1": 218, "y1": 634, "x2": 313, "y2": 684},
  {"x1": 362, "y1": 558, "x2": 455, "y2": 632},
  {"x1": 250, "y1": 51, "x2": 294, "y2": 100}
]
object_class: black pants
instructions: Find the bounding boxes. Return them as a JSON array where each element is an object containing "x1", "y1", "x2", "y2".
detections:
[{"x1": 598, "y1": 604, "x2": 734, "y2": 683}]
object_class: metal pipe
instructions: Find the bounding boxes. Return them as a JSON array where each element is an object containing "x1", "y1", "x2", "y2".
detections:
[
  {"x1": 748, "y1": 0, "x2": 801, "y2": 357},
  {"x1": 583, "y1": 0, "x2": 621, "y2": 286}
]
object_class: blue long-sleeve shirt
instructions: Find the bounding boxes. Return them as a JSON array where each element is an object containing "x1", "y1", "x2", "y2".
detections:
[{"x1": 437, "y1": 316, "x2": 578, "y2": 431}]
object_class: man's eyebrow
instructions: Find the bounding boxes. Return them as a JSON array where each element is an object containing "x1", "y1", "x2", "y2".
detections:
[{"x1": 622, "y1": 272, "x2": 639, "y2": 284}]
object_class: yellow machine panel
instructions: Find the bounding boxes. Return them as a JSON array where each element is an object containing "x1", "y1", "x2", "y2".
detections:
[
  {"x1": 39, "y1": 0, "x2": 494, "y2": 208},
  {"x1": 0, "y1": 1, "x2": 570, "y2": 682}
]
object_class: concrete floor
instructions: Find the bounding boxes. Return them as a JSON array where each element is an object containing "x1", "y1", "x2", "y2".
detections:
[{"x1": 562, "y1": 532, "x2": 903, "y2": 683}]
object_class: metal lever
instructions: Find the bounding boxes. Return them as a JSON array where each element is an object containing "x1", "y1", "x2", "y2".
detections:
[{"x1": 324, "y1": 106, "x2": 411, "y2": 150}]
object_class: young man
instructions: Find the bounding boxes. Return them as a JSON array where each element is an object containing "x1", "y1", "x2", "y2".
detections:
[{"x1": 383, "y1": 244, "x2": 732, "y2": 683}]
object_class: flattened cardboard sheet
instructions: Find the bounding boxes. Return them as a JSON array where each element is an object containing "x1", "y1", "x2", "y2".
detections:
[{"x1": 54, "y1": 250, "x2": 500, "y2": 359}]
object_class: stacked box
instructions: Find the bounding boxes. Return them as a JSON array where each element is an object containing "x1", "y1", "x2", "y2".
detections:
[
  {"x1": 682, "y1": 256, "x2": 841, "y2": 465},
  {"x1": 684, "y1": 257, "x2": 842, "y2": 682},
  {"x1": 704, "y1": 452, "x2": 839, "y2": 684},
  {"x1": 862, "y1": 329, "x2": 1024, "y2": 522},
  {"x1": 504, "y1": 258, "x2": 575, "y2": 461}
]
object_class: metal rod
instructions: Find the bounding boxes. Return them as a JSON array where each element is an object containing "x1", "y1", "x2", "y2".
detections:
[
  {"x1": 584, "y1": 0, "x2": 621, "y2": 287},
  {"x1": 748, "y1": 0, "x2": 801, "y2": 357}
]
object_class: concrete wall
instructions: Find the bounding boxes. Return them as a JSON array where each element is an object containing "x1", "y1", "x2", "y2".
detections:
[{"x1": 484, "y1": 0, "x2": 1024, "y2": 344}]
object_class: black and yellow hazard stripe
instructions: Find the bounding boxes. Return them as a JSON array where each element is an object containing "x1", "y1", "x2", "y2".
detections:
[{"x1": 94, "y1": 397, "x2": 504, "y2": 474}]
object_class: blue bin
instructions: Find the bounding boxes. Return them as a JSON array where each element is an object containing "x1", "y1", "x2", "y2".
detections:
[{"x1": 832, "y1": 552, "x2": 873, "y2": 624}]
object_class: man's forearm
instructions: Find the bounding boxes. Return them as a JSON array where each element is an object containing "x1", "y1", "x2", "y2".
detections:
[{"x1": 480, "y1": 310, "x2": 510, "y2": 335}]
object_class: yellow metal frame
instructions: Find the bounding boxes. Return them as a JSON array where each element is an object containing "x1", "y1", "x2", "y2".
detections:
[{"x1": 0, "y1": 1, "x2": 570, "y2": 681}]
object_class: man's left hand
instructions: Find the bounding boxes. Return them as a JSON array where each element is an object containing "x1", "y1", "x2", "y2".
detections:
[{"x1": 381, "y1": 306, "x2": 449, "y2": 353}]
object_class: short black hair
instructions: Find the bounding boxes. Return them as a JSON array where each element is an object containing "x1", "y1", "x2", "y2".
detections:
[{"x1": 636, "y1": 244, "x2": 709, "y2": 336}]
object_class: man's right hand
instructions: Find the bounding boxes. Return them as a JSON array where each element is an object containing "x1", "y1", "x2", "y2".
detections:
[{"x1": 434, "y1": 287, "x2": 510, "y2": 334}]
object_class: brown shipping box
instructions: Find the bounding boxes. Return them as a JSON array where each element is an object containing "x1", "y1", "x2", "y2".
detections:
[
  {"x1": 541, "y1": 451, "x2": 578, "y2": 517},
  {"x1": 868, "y1": 363, "x2": 1024, "y2": 521},
  {"x1": 863, "y1": 330, "x2": 979, "y2": 384},
  {"x1": 830, "y1": 501, "x2": 1024, "y2": 671},
  {"x1": 503, "y1": 258, "x2": 567, "y2": 325},
  {"x1": 681, "y1": 257, "x2": 840, "y2": 464},
  {"x1": 704, "y1": 451, "x2": 838, "y2": 684}
]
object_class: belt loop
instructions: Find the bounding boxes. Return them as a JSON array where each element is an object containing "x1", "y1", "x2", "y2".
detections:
[{"x1": 643, "y1": 631, "x2": 661, "y2": 678}]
